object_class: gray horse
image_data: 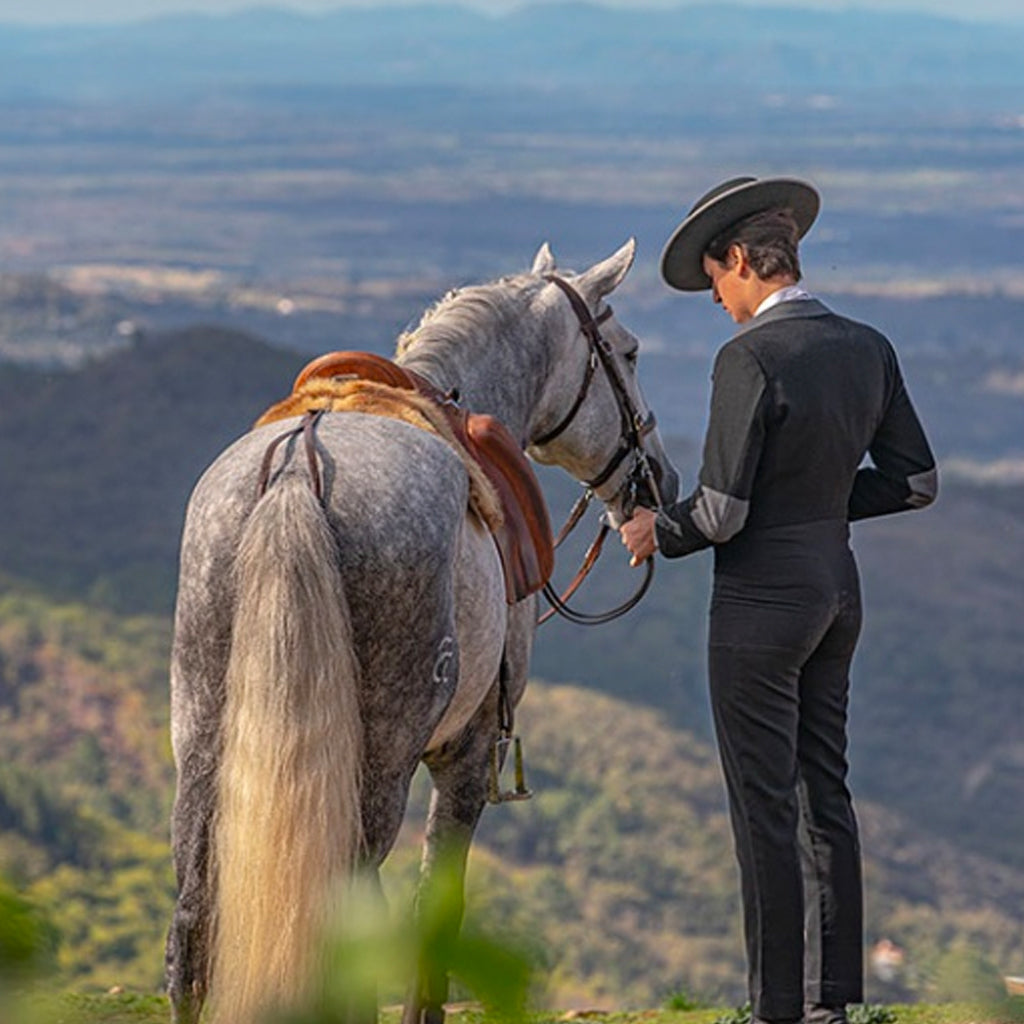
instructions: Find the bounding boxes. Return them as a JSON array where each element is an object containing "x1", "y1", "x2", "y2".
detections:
[{"x1": 165, "y1": 240, "x2": 680, "y2": 1024}]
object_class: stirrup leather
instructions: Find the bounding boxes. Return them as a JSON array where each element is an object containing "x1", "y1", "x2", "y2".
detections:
[{"x1": 486, "y1": 651, "x2": 533, "y2": 804}]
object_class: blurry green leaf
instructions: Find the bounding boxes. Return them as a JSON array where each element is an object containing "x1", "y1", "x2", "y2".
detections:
[{"x1": 0, "y1": 877, "x2": 59, "y2": 982}]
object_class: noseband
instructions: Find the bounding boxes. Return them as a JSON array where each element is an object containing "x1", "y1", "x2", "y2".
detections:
[{"x1": 536, "y1": 274, "x2": 664, "y2": 626}]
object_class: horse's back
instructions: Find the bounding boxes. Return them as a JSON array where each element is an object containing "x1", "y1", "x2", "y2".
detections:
[
  {"x1": 183, "y1": 412, "x2": 470, "y2": 573},
  {"x1": 174, "y1": 411, "x2": 499, "y2": 775}
]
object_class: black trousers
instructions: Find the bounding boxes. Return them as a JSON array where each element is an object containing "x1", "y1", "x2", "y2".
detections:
[{"x1": 709, "y1": 521, "x2": 864, "y2": 1022}]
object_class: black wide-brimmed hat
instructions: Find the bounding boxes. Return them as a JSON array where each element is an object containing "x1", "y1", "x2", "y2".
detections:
[{"x1": 660, "y1": 175, "x2": 820, "y2": 291}]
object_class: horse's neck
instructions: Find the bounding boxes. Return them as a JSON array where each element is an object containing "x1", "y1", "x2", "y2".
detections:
[{"x1": 397, "y1": 296, "x2": 553, "y2": 444}]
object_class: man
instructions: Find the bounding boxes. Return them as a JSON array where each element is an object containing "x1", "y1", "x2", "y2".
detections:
[{"x1": 620, "y1": 176, "x2": 937, "y2": 1024}]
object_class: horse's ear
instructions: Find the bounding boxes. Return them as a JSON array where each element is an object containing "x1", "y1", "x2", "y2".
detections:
[
  {"x1": 574, "y1": 238, "x2": 636, "y2": 299},
  {"x1": 531, "y1": 242, "x2": 557, "y2": 276}
]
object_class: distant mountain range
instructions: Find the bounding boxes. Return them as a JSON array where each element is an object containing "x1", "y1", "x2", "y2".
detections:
[{"x1": 2, "y1": 3, "x2": 1023, "y2": 114}]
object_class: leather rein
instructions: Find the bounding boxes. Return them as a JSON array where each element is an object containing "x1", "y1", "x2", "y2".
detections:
[{"x1": 536, "y1": 274, "x2": 664, "y2": 627}]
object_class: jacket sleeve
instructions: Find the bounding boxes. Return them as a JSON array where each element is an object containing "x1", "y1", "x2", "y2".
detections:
[
  {"x1": 848, "y1": 345, "x2": 937, "y2": 521},
  {"x1": 655, "y1": 341, "x2": 769, "y2": 558}
]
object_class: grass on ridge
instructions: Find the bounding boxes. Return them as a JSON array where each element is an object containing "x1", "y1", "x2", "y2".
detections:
[{"x1": 9, "y1": 992, "x2": 1024, "y2": 1024}]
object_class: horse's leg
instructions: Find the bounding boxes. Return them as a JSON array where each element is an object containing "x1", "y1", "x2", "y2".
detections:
[
  {"x1": 165, "y1": 741, "x2": 218, "y2": 1024},
  {"x1": 402, "y1": 597, "x2": 536, "y2": 1024},
  {"x1": 403, "y1": 714, "x2": 494, "y2": 1024},
  {"x1": 165, "y1": 586, "x2": 231, "y2": 1024},
  {"x1": 164, "y1": 507, "x2": 243, "y2": 1024},
  {"x1": 357, "y1": 631, "x2": 467, "y2": 1024}
]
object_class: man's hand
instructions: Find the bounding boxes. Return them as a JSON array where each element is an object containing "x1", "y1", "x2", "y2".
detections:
[{"x1": 618, "y1": 506, "x2": 658, "y2": 567}]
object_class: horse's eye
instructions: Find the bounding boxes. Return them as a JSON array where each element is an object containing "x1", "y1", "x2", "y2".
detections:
[{"x1": 623, "y1": 348, "x2": 639, "y2": 366}]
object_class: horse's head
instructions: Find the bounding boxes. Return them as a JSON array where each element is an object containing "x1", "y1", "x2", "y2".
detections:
[{"x1": 526, "y1": 240, "x2": 681, "y2": 527}]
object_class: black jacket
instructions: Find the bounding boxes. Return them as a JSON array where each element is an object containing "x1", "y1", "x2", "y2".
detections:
[{"x1": 655, "y1": 299, "x2": 937, "y2": 559}]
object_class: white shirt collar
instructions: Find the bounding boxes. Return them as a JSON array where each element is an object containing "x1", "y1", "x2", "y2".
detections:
[{"x1": 754, "y1": 284, "x2": 813, "y2": 319}]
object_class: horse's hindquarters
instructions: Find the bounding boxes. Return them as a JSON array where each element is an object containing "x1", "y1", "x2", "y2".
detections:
[
  {"x1": 426, "y1": 518, "x2": 506, "y2": 753},
  {"x1": 312, "y1": 415, "x2": 506, "y2": 852}
]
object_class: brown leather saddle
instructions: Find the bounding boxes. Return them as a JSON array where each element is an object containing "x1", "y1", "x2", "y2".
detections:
[{"x1": 261, "y1": 350, "x2": 554, "y2": 604}]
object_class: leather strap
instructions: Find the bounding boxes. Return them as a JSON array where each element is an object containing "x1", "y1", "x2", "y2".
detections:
[{"x1": 255, "y1": 409, "x2": 325, "y2": 503}]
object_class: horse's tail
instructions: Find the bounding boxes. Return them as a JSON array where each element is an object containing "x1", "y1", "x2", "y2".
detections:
[{"x1": 209, "y1": 476, "x2": 363, "y2": 1023}]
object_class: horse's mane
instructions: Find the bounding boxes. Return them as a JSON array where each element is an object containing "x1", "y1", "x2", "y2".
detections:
[
  {"x1": 395, "y1": 271, "x2": 556, "y2": 432},
  {"x1": 396, "y1": 274, "x2": 535, "y2": 358}
]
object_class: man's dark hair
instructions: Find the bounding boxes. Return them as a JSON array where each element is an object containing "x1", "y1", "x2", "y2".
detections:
[{"x1": 705, "y1": 208, "x2": 802, "y2": 282}]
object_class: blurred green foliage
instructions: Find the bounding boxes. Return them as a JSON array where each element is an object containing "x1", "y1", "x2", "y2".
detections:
[
  {"x1": 0, "y1": 877, "x2": 59, "y2": 982},
  {"x1": 288, "y1": 861, "x2": 534, "y2": 1024}
]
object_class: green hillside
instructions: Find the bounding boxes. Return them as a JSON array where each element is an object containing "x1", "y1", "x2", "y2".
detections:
[
  {"x1": 0, "y1": 588, "x2": 173, "y2": 991},
  {"x1": 1, "y1": 586, "x2": 1022, "y2": 1008},
  {"x1": 0, "y1": 326, "x2": 305, "y2": 611},
  {"x1": 464, "y1": 687, "x2": 1024, "y2": 1009}
]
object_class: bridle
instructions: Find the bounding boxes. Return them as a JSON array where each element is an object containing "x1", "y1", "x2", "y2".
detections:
[{"x1": 535, "y1": 274, "x2": 664, "y2": 626}]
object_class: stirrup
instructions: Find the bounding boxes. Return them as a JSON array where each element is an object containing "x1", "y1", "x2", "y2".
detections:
[{"x1": 486, "y1": 734, "x2": 532, "y2": 804}]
